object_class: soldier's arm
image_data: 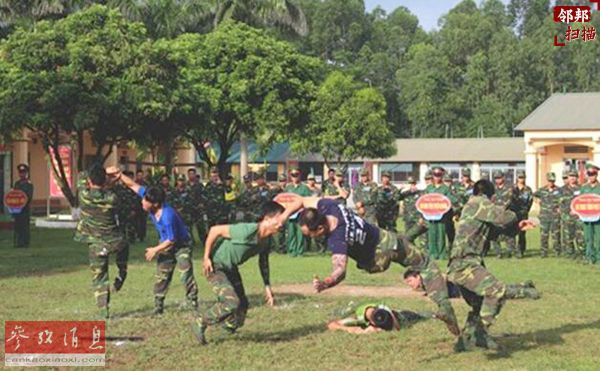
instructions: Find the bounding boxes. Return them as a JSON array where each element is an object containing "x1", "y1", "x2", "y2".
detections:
[
  {"x1": 314, "y1": 254, "x2": 348, "y2": 292},
  {"x1": 474, "y1": 202, "x2": 517, "y2": 228},
  {"x1": 110, "y1": 168, "x2": 142, "y2": 195},
  {"x1": 202, "y1": 224, "x2": 231, "y2": 275},
  {"x1": 258, "y1": 251, "x2": 271, "y2": 287}
]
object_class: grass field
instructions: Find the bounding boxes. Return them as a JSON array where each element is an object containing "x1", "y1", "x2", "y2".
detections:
[{"x1": 1, "y1": 225, "x2": 599, "y2": 370}]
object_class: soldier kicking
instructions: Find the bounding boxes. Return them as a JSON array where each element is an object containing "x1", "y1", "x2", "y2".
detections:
[{"x1": 275, "y1": 193, "x2": 461, "y2": 337}]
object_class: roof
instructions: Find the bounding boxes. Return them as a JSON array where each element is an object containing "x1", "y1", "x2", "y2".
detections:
[
  {"x1": 369, "y1": 138, "x2": 524, "y2": 163},
  {"x1": 515, "y1": 93, "x2": 600, "y2": 131},
  {"x1": 227, "y1": 138, "x2": 524, "y2": 163}
]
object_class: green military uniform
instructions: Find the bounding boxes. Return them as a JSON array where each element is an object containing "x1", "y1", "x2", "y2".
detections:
[
  {"x1": 195, "y1": 223, "x2": 271, "y2": 339},
  {"x1": 491, "y1": 171, "x2": 516, "y2": 258},
  {"x1": 448, "y1": 194, "x2": 539, "y2": 351},
  {"x1": 170, "y1": 177, "x2": 196, "y2": 236},
  {"x1": 560, "y1": 170, "x2": 584, "y2": 258},
  {"x1": 113, "y1": 183, "x2": 140, "y2": 243},
  {"x1": 375, "y1": 171, "x2": 399, "y2": 232},
  {"x1": 13, "y1": 164, "x2": 34, "y2": 248},
  {"x1": 511, "y1": 170, "x2": 534, "y2": 258},
  {"x1": 285, "y1": 173, "x2": 312, "y2": 257},
  {"x1": 424, "y1": 167, "x2": 455, "y2": 259},
  {"x1": 74, "y1": 171, "x2": 128, "y2": 318},
  {"x1": 580, "y1": 163, "x2": 600, "y2": 264},
  {"x1": 335, "y1": 302, "x2": 431, "y2": 329},
  {"x1": 455, "y1": 168, "x2": 475, "y2": 215},
  {"x1": 352, "y1": 168, "x2": 379, "y2": 225},
  {"x1": 270, "y1": 174, "x2": 288, "y2": 253},
  {"x1": 533, "y1": 173, "x2": 562, "y2": 257},
  {"x1": 398, "y1": 177, "x2": 421, "y2": 235}
]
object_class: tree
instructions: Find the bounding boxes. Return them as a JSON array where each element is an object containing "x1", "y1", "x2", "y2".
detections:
[
  {"x1": 181, "y1": 22, "x2": 322, "y2": 177},
  {"x1": 0, "y1": 5, "x2": 146, "y2": 206},
  {"x1": 291, "y1": 71, "x2": 395, "y2": 168}
]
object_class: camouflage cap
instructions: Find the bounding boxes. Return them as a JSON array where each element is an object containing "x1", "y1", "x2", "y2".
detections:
[
  {"x1": 443, "y1": 174, "x2": 452, "y2": 181},
  {"x1": 381, "y1": 170, "x2": 391, "y2": 178},
  {"x1": 290, "y1": 167, "x2": 301, "y2": 176},
  {"x1": 177, "y1": 174, "x2": 186, "y2": 181},
  {"x1": 255, "y1": 170, "x2": 265, "y2": 179},
  {"x1": 547, "y1": 172, "x2": 556, "y2": 181},
  {"x1": 462, "y1": 167, "x2": 471, "y2": 177},
  {"x1": 335, "y1": 169, "x2": 344, "y2": 177},
  {"x1": 307, "y1": 173, "x2": 316, "y2": 180},
  {"x1": 17, "y1": 163, "x2": 29, "y2": 172},
  {"x1": 278, "y1": 173, "x2": 287, "y2": 181},
  {"x1": 493, "y1": 170, "x2": 504, "y2": 178},
  {"x1": 568, "y1": 169, "x2": 578, "y2": 177},
  {"x1": 516, "y1": 170, "x2": 526, "y2": 178},
  {"x1": 210, "y1": 166, "x2": 219, "y2": 174},
  {"x1": 431, "y1": 166, "x2": 444, "y2": 176},
  {"x1": 407, "y1": 176, "x2": 416, "y2": 184},
  {"x1": 360, "y1": 168, "x2": 370, "y2": 176}
]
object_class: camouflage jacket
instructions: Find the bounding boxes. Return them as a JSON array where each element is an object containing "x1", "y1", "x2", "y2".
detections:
[
  {"x1": 454, "y1": 181, "x2": 474, "y2": 214},
  {"x1": 322, "y1": 179, "x2": 337, "y2": 196},
  {"x1": 511, "y1": 184, "x2": 534, "y2": 218},
  {"x1": 494, "y1": 184, "x2": 513, "y2": 209},
  {"x1": 352, "y1": 181, "x2": 378, "y2": 212},
  {"x1": 204, "y1": 181, "x2": 226, "y2": 219},
  {"x1": 74, "y1": 172, "x2": 124, "y2": 245},
  {"x1": 170, "y1": 185, "x2": 195, "y2": 223},
  {"x1": 187, "y1": 181, "x2": 206, "y2": 218},
  {"x1": 376, "y1": 184, "x2": 399, "y2": 219},
  {"x1": 285, "y1": 183, "x2": 312, "y2": 197},
  {"x1": 451, "y1": 195, "x2": 517, "y2": 260},
  {"x1": 307, "y1": 185, "x2": 322, "y2": 197},
  {"x1": 238, "y1": 185, "x2": 272, "y2": 221},
  {"x1": 533, "y1": 185, "x2": 562, "y2": 218},
  {"x1": 113, "y1": 183, "x2": 141, "y2": 225},
  {"x1": 398, "y1": 188, "x2": 421, "y2": 221}
]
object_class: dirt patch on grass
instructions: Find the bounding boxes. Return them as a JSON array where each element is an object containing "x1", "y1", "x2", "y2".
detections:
[{"x1": 274, "y1": 283, "x2": 427, "y2": 299}]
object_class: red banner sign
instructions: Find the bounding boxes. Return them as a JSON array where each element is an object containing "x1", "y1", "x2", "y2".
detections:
[
  {"x1": 554, "y1": 6, "x2": 591, "y2": 23},
  {"x1": 416, "y1": 193, "x2": 452, "y2": 221},
  {"x1": 571, "y1": 193, "x2": 600, "y2": 222},
  {"x1": 49, "y1": 146, "x2": 73, "y2": 198},
  {"x1": 4, "y1": 189, "x2": 28, "y2": 214}
]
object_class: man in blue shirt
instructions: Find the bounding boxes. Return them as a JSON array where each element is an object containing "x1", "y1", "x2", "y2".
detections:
[{"x1": 108, "y1": 167, "x2": 199, "y2": 315}]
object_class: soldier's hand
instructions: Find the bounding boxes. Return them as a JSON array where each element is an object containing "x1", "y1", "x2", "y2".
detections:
[
  {"x1": 518, "y1": 219, "x2": 536, "y2": 231},
  {"x1": 145, "y1": 247, "x2": 158, "y2": 261},
  {"x1": 203, "y1": 258, "x2": 214, "y2": 277},
  {"x1": 312, "y1": 275, "x2": 327, "y2": 293},
  {"x1": 265, "y1": 286, "x2": 275, "y2": 307},
  {"x1": 106, "y1": 166, "x2": 120, "y2": 177}
]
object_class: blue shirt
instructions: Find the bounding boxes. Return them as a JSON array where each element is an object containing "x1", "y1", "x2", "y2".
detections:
[
  {"x1": 138, "y1": 186, "x2": 190, "y2": 243},
  {"x1": 317, "y1": 199, "x2": 380, "y2": 266}
]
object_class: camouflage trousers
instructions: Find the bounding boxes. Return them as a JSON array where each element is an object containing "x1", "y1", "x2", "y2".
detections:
[
  {"x1": 119, "y1": 221, "x2": 137, "y2": 244},
  {"x1": 447, "y1": 257, "x2": 506, "y2": 327},
  {"x1": 562, "y1": 215, "x2": 584, "y2": 257},
  {"x1": 540, "y1": 214, "x2": 561, "y2": 256},
  {"x1": 136, "y1": 212, "x2": 148, "y2": 242},
  {"x1": 492, "y1": 226, "x2": 517, "y2": 258},
  {"x1": 89, "y1": 240, "x2": 129, "y2": 310},
  {"x1": 154, "y1": 245, "x2": 199, "y2": 306},
  {"x1": 201, "y1": 266, "x2": 249, "y2": 330},
  {"x1": 583, "y1": 222, "x2": 600, "y2": 264},
  {"x1": 360, "y1": 229, "x2": 459, "y2": 334},
  {"x1": 361, "y1": 208, "x2": 378, "y2": 226}
]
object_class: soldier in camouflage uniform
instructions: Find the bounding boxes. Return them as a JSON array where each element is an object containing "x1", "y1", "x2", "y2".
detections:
[
  {"x1": 424, "y1": 167, "x2": 456, "y2": 259},
  {"x1": 352, "y1": 168, "x2": 378, "y2": 225},
  {"x1": 560, "y1": 170, "x2": 584, "y2": 258},
  {"x1": 322, "y1": 168, "x2": 337, "y2": 197},
  {"x1": 170, "y1": 174, "x2": 195, "y2": 236},
  {"x1": 306, "y1": 173, "x2": 322, "y2": 197},
  {"x1": 239, "y1": 172, "x2": 271, "y2": 222},
  {"x1": 322, "y1": 169, "x2": 350, "y2": 205},
  {"x1": 192, "y1": 202, "x2": 292, "y2": 344},
  {"x1": 375, "y1": 171, "x2": 399, "y2": 232},
  {"x1": 398, "y1": 176, "x2": 421, "y2": 236},
  {"x1": 580, "y1": 163, "x2": 600, "y2": 264},
  {"x1": 204, "y1": 167, "x2": 228, "y2": 229},
  {"x1": 511, "y1": 170, "x2": 534, "y2": 258},
  {"x1": 187, "y1": 168, "x2": 206, "y2": 244},
  {"x1": 491, "y1": 170, "x2": 516, "y2": 258},
  {"x1": 447, "y1": 179, "x2": 540, "y2": 352},
  {"x1": 533, "y1": 172, "x2": 562, "y2": 257},
  {"x1": 113, "y1": 171, "x2": 140, "y2": 243},
  {"x1": 443, "y1": 174, "x2": 458, "y2": 252},
  {"x1": 74, "y1": 165, "x2": 129, "y2": 319}
]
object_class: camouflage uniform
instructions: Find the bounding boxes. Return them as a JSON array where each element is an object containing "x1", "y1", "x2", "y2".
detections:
[
  {"x1": 398, "y1": 178, "x2": 421, "y2": 235},
  {"x1": 204, "y1": 180, "x2": 228, "y2": 228},
  {"x1": 74, "y1": 172, "x2": 128, "y2": 318},
  {"x1": 239, "y1": 183, "x2": 271, "y2": 222},
  {"x1": 511, "y1": 172, "x2": 534, "y2": 258},
  {"x1": 322, "y1": 170, "x2": 350, "y2": 205},
  {"x1": 448, "y1": 195, "x2": 539, "y2": 350},
  {"x1": 154, "y1": 242, "x2": 198, "y2": 313},
  {"x1": 533, "y1": 173, "x2": 562, "y2": 257},
  {"x1": 491, "y1": 174, "x2": 515, "y2": 258},
  {"x1": 352, "y1": 170, "x2": 379, "y2": 225},
  {"x1": 375, "y1": 179, "x2": 399, "y2": 232},
  {"x1": 187, "y1": 180, "x2": 206, "y2": 244},
  {"x1": 113, "y1": 183, "x2": 140, "y2": 243},
  {"x1": 559, "y1": 172, "x2": 584, "y2": 258},
  {"x1": 170, "y1": 183, "x2": 195, "y2": 235}
]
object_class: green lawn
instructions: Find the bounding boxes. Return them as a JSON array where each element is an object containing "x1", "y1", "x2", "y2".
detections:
[{"x1": 1, "y1": 226, "x2": 599, "y2": 370}]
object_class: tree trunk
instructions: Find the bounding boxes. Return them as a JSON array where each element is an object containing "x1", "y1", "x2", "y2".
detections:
[
  {"x1": 240, "y1": 135, "x2": 248, "y2": 178},
  {"x1": 44, "y1": 135, "x2": 78, "y2": 208}
]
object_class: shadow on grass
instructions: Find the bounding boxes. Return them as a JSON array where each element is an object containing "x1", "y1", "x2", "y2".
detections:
[
  {"x1": 487, "y1": 318, "x2": 600, "y2": 360},
  {"x1": 223, "y1": 323, "x2": 326, "y2": 344}
]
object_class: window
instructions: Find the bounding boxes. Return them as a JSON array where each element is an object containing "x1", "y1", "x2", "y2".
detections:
[
  {"x1": 379, "y1": 163, "x2": 416, "y2": 183},
  {"x1": 266, "y1": 163, "x2": 279, "y2": 182},
  {"x1": 480, "y1": 163, "x2": 525, "y2": 185},
  {"x1": 430, "y1": 163, "x2": 462, "y2": 181}
]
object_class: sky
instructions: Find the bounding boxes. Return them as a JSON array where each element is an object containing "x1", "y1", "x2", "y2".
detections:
[{"x1": 364, "y1": 0, "x2": 510, "y2": 31}]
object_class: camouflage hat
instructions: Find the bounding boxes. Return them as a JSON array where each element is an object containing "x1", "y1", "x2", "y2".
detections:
[
  {"x1": 307, "y1": 173, "x2": 316, "y2": 180},
  {"x1": 290, "y1": 168, "x2": 301, "y2": 177},
  {"x1": 381, "y1": 170, "x2": 391, "y2": 178},
  {"x1": 255, "y1": 170, "x2": 265, "y2": 179},
  {"x1": 335, "y1": 169, "x2": 344, "y2": 177},
  {"x1": 360, "y1": 168, "x2": 370, "y2": 176},
  {"x1": 177, "y1": 174, "x2": 186, "y2": 181},
  {"x1": 210, "y1": 166, "x2": 219, "y2": 174},
  {"x1": 278, "y1": 173, "x2": 287, "y2": 181},
  {"x1": 431, "y1": 166, "x2": 444, "y2": 176},
  {"x1": 17, "y1": 163, "x2": 29, "y2": 172},
  {"x1": 442, "y1": 174, "x2": 452, "y2": 182},
  {"x1": 493, "y1": 170, "x2": 504, "y2": 178},
  {"x1": 547, "y1": 172, "x2": 556, "y2": 181},
  {"x1": 568, "y1": 169, "x2": 578, "y2": 177},
  {"x1": 462, "y1": 167, "x2": 471, "y2": 177},
  {"x1": 407, "y1": 176, "x2": 416, "y2": 184},
  {"x1": 424, "y1": 170, "x2": 433, "y2": 180},
  {"x1": 516, "y1": 170, "x2": 526, "y2": 178}
]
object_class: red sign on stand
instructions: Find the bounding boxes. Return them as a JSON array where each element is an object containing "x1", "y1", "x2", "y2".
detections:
[
  {"x1": 416, "y1": 193, "x2": 452, "y2": 221},
  {"x1": 571, "y1": 194, "x2": 600, "y2": 223},
  {"x1": 49, "y1": 146, "x2": 73, "y2": 198},
  {"x1": 4, "y1": 189, "x2": 28, "y2": 214}
]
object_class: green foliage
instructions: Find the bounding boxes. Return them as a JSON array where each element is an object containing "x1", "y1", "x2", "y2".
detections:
[{"x1": 292, "y1": 71, "x2": 395, "y2": 167}]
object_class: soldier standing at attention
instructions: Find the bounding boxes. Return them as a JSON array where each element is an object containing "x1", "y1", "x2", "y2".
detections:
[
  {"x1": 352, "y1": 168, "x2": 378, "y2": 225},
  {"x1": 580, "y1": 163, "x2": 600, "y2": 264},
  {"x1": 399, "y1": 176, "x2": 421, "y2": 236},
  {"x1": 492, "y1": 171, "x2": 515, "y2": 258},
  {"x1": 171, "y1": 174, "x2": 195, "y2": 238},
  {"x1": 322, "y1": 168, "x2": 337, "y2": 196},
  {"x1": 13, "y1": 164, "x2": 33, "y2": 248},
  {"x1": 284, "y1": 168, "x2": 312, "y2": 256},
  {"x1": 134, "y1": 170, "x2": 148, "y2": 242},
  {"x1": 448, "y1": 180, "x2": 539, "y2": 352},
  {"x1": 511, "y1": 170, "x2": 533, "y2": 258},
  {"x1": 375, "y1": 171, "x2": 399, "y2": 232},
  {"x1": 533, "y1": 172, "x2": 562, "y2": 257},
  {"x1": 204, "y1": 167, "x2": 228, "y2": 230},
  {"x1": 425, "y1": 167, "x2": 455, "y2": 259},
  {"x1": 187, "y1": 168, "x2": 206, "y2": 244},
  {"x1": 74, "y1": 164, "x2": 129, "y2": 319},
  {"x1": 114, "y1": 168, "x2": 199, "y2": 315},
  {"x1": 560, "y1": 169, "x2": 584, "y2": 259},
  {"x1": 323, "y1": 169, "x2": 350, "y2": 205}
]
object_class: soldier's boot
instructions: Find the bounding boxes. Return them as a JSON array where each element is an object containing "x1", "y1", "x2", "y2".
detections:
[
  {"x1": 454, "y1": 313, "x2": 479, "y2": 352},
  {"x1": 113, "y1": 272, "x2": 127, "y2": 293},
  {"x1": 221, "y1": 317, "x2": 238, "y2": 334},
  {"x1": 434, "y1": 305, "x2": 460, "y2": 336},
  {"x1": 523, "y1": 280, "x2": 535, "y2": 289},
  {"x1": 191, "y1": 317, "x2": 208, "y2": 345},
  {"x1": 154, "y1": 297, "x2": 165, "y2": 316},
  {"x1": 474, "y1": 326, "x2": 500, "y2": 350}
]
